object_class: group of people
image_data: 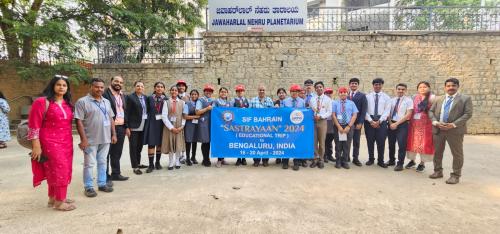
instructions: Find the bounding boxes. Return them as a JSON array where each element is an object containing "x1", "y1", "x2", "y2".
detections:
[{"x1": 26, "y1": 74, "x2": 472, "y2": 212}]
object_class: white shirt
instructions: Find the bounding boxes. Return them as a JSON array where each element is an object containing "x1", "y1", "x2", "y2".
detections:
[
  {"x1": 161, "y1": 98, "x2": 186, "y2": 130},
  {"x1": 439, "y1": 93, "x2": 458, "y2": 122},
  {"x1": 365, "y1": 91, "x2": 391, "y2": 122},
  {"x1": 389, "y1": 96, "x2": 413, "y2": 121},
  {"x1": 309, "y1": 94, "x2": 332, "y2": 120}
]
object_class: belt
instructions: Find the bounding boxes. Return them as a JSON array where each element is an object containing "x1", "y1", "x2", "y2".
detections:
[{"x1": 370, "y1": 115, "x2": 381, "y2": 121}]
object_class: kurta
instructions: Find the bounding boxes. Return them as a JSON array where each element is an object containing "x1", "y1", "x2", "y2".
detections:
[
  {"x1": 406, "y1": 95, "x2": 435, "y2": 155},
  {"x1": 28, "y1": 97, "x2": 73, "y2": 187},
  {"x1": 161, "y1": 98, "x2": 186, "y2": 153},
  {"x1": 143, "y1": 94, "x2": 166, "y2": 146},
  {"x1": 0, "y1": 98, "x2": 11, "y2": 142}
]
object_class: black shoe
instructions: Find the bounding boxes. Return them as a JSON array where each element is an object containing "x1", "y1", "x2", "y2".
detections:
[
  {"x1": 263, "y1": 161, "x2": 269, "y2": 167},
  {"x1": 168, "y1": 167, "x2": 174, "y2": 170},
  {"x1": 385, "y1": 160, "x2": 396, "y2": 167},
  {"x1": 180, "y1": 157, "x2": 186, "y2": 164},
  {"x1": 241, "y1": 159, "x2": 247, "y2": 165},
  {"x1": 106, "y1": 180, "x2": 114, "y2": 187},
  {"x1": 175, "y1": 166, "x2": 181, "y2": 169},
  {"x1": 84, "y1": 188, "x2": 97, "y2": 197},
  {"x1": 253, "y1": 162, "x2": 259, "y2": 167},
  {"x1": 342, "y1": 163, "x2": 350, "y2": 169},
  {"x1": 352, "y1": 159, "x2": 362, "y2": 167},
  {"x1": 146, "y1": 166, "x2": 154, "y2": 173},
  {"x1": 202, "y1": 160, "x2": 211, "y2": 167},
  {"x1": 98, "y1": 185, "x2": 114, "y2": 193},
  {"x1": 276, "y1": 159, "x2": 282, "y2": 164},
  {"x1": 155, "y1": 162, "x2": 163, "y2": 170},
  {"x1": 405, "y1": 160, "x2": 416, "y2": 169},
  {"x1": 133, "y1": 169, "x2": 142, "y2": 175},
  {"x1": 377, "y1": 162, "x2": 388, "y2": 168},
  {"x1": 111, "y1": 175, "x2": 129, "y2": 181},
  {"x1": 324, "y1": 158, "x2": 329, "y2": 163},
  {"x1": 138, "y1": 164, "x2": 148, "y2": 169},
  {"x1": 317, "y1": 162, "x2": 324, "y2": 169},
  {"x1": 416, "y1": 164, "x2": 425, "y2": 172},
  {"x1": 191, "y1": 158, "x2": 198, "y2": 164},
  {"x1": 292, "y1": 164, "x2": 300, "y2": 171},
  {"x1": 335, "y1": 162, "x2": 342, "y2": 169},
  {"x1": 365, "y1": 160, "x2": 374, "y2": 166},
  {"x1": 186, "y1": 160, "x2": 193, "y2": 166},
  {"x1": 327, "y1": 156, "x2": 336, "y2": 162},
  {"x1": 301, "y1": 160, "x2": 308, "y2": 167},
  {"x1": 310, "y1": 161, "x2": 317, "y2": 168},
  {"x1": 282, "y1": 163, "x2": 288, "y2": 169},
  {"x1": 394, "y1": 164, "x2": 404, "y2": 171},
  {"x1": 235, "y1": 159, "x2": 241, "y2": 166}
]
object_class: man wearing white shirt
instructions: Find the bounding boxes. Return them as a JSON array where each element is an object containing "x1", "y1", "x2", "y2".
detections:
[
  {"x1": 387, "y1": 84, "x2": 413, "y2": 171},
  {"x1": 309, "y1": 81, "x2": 332, "y2": 169},
  {"x1": 364, "y1": 78, "x2": 391, "y2": 168}
]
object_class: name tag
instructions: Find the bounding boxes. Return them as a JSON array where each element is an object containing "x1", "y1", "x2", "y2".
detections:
[
  {"x1": 155, "y1": 114, "x2": 162, "y2": 120},
  {"x1": 170, "y1": 116, "x2": 177, "y2": 122},
  {"x1": 192, "y1": 119, "x2": 199, "y2": 124},
  {"x1": 117, "y1": 112, "x2": 124, "y2": 118},
  {"x1": 337, "y1": 115, "x2": 344, "y2": 121},
  {"x1": 142, "y1": 114, "x2": 148, "y2": 119},
  {"x1": 413, "y1": 113, "x2": 421, "y2": 120},
  {"x1": 103, "y1": 119, "x2": 111, "y2": 127}
]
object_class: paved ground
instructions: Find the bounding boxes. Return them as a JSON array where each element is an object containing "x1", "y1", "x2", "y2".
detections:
[{"x1": 0, "y1": 135, "x2": 499, "y2": 234}]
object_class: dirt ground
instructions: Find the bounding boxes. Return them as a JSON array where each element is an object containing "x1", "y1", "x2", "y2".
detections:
[{"x1": 0, "y1": 135, "x2": 499, "y2": 234}]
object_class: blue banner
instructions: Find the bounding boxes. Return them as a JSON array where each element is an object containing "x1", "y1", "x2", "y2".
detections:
[{"x1": 210, "y1": 107, "x2": 314, "y2": 158}]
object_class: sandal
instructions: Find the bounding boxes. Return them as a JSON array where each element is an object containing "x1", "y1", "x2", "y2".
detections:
[
  {"x1": 48, "y1": 198, "x2": 75, "y2": 207},
  {"x1": 53, "y1": 203, "x2": 76, "y2": 211}
]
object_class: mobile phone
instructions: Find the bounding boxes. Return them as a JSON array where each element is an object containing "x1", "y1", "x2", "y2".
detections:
[{"x1": 29, "y1": 153, "x2": 48, "y2": 163}]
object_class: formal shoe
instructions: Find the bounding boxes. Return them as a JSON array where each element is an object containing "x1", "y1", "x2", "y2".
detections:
[
  {"x1": 192, "y1": 158, "x2": 198, "y2": 164},
  {"x1": 365, "y1": 160, "x2": 374, "y2": 166},
  {"x1": 167, "y1": 167, "x2": 174, "y2": 170},
  {"x1": 301, "y1": 160, "x2": 308, "y2": 167},
  {"x1": 324, "y1": 158, "x2": 329, "y2": 163},
  {"x1": 276, "y1": 159, "x2": 282, "y2": 164},
  {"x1": 253, "y1": 162, "x2": 259, "y2": 167},
  {"x1": 98, "y1": 185, "x2": 114, "y2": 193},
  {"x1": 222, "y1": 160, "x2": 229, "y2": 165},
  {"x1": 155, "y1": 163, "x2": 163, "y2": 170},
  {"x1": 394, "y1": 164, "x2": 404, "y2": 171},
  {"x1": 186, "y1": 160, "x2": 193, "y2": 166},
  {"x1": 146, "y1": 167, "x2": 154, "y2": 173},
  {"x1": 429, "y1": 171, "x2": 444, "y2": 179},
  {"x1": 138, "y1": 164, "x2": 148, "y2": 169},
  {"x1": 175, "y1": 166, "x2": 181, "y2": 169},
  {"x1": 106, "y1": 180, "x2": 114, "y2": 187},
  {"x1": 180, "y1": 158, "x2": 186, "y2": 164},
  {"x1": 352, "y1": 159, "x2": 362, "y2": 167},
  {"x1": 317, "y1": 161, "x2": 324, "y2": 169},
  {"x1": 84, "y1": 188, "x2": 97, "y2": 197},
  {"x1": 235, "y1": 159, "x2": 242, "y2": 166},
  {"x1": 342, "y1": 163, "x2": 350, "y2": 169},
  {"x1": 241, "y1": 159, "x2": 247, "y2": 165},
  {"x1": 416, "y1": 164, "x2": 425, "y2": 172},
  {"x1": 405, "y1": 160, "x2": 416, "y2": 169},
  {"x1": 111, "y1": 175, "x2": 129, "y2": 181},
  {"x1": 133, "y1": 169, "x2": 142, "y2": 175},
  {"x1": 309, "y1": 161, "x2": 317, "y2": 168},
  {"x1": 335, "y1": 163, "x2": 341, "y2": 169},
  {"x1": 445, "y1": 176, "x2": 460, "y2": 184},
  {"x1": 377, "y1": 162, "x2": 388, "y2": 168},
  {"x1": 385, "y1": 160, "x2": 396, "y2": 167},
  {"x1": 202, "y1": 160, "x2": 211, "y2": 167},
  {"x1": 327, "y1": 155, "x2": 336, "y2": 162},
  {"x1": 263, "y1": 161, "x2": 269, "y2": 167},
  {"x1": 282, "y1": 163, "x2": 289, "y2": 169},
  {"x1": 216, "y1": 161, "x2": 222, "y2": 168},
  {"x1": 292, "y1": 164, "x2": 300, "y2": 171}
]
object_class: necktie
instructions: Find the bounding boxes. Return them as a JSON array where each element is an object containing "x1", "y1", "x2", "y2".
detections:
[
  {"x1": 392, "y1": 98, "x2": 400, "y2": 119},
  {"x1": 292, "y1": 99, "x2": 296, "y2": 108},
  {"x1": 172, "y1": 99, "x2": 177, "y2": 114},
  {"x1": 442, "y1": 96, "x2": 453, "y2": 122},
  {"x1": 350, "y1": 92, "x2": 354, "y2": 100},
  {"x1": 374, "y1": 93, "x2": 379, "y2": 116},
  {"x1": 341, "y1": 101, "x2": 348, "y2": 125}
]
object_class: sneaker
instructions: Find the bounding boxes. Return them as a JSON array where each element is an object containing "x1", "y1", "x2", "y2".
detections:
[
  {"x1": 235, "y1": 159, "x2": 242, "y2": 166},
  {"x1": 84, "y1": 188, "x2": 97, "y2": 197},
  {"x1": 416, "y1": 164, "x2": 425, "y2": 172},
  {"x1": 98, "y1": 185, "x2": 114, "y2": 193},
  {"x1": 385, "y1": 160, "x2": 396, "y2": 167},
  {"x1": 301, "y1": 160, "x2": 308, "y2": 167},
  {"x1": 216, "y1": 161, "x2": 222, "y2": 168},
  {"x1": 155, "y1": 162, "x2": 163, "y2": 170},
  {"x1": 317, "y1": 161, "x2": 325, "y2": 169},
  {"x1": 394, "y1": 164, "x2": 404, "y2": 171},
  {"x1": 405, "y1": 160, "x2": 416, "y2": 169},
  {"x1": 292, "y1": 164, "x2": 300, "y2": 171}
]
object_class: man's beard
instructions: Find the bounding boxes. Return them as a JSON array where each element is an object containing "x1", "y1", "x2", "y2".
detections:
[{"x1": 112, "y1": 84, "x2": 121, "y2": 91}]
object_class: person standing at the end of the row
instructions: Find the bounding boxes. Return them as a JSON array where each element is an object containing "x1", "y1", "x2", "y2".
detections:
[
  {"x1": 196, "y1": 84, "x2": 215, "y2": 167},
  {"x1": 309, "y1": 81, "x2": 332, "y2": 169},
  {"x1": 332, "y1": 87, "x2": 358, "y2": 169},
  {"x1": 75, "y1": 78, "x2": 117, "y2": 197},
  {"x1": 387, "y1": 83, "x2": 413, "y2": 170},
  {"x1": 143, "y1": 82, "x2": 167, "y2": 173},
  {"x1": 0, "y1": 91, "x2": 11, "y2": 149},
  {"x1": 249, "y1": 84, "x2": 274, "y2": 167},
  {"x1": 162, "y1": 86, "x2": 186, "y2": 170},
  {"x1": 232, "y1": 85, "x2": 250, "y2": 166},
  {"x1": 429, "y1": 78, "x2": 473, "y2": 184},
  {"x1": 347, "y1": 78, "x2": 367, "y2": 167},
  {"x1": 282, "y1": 84, "x2": 306, "y2": 171},
  {"x1": 103, "y1": 76, "x2": 129, "y2": 182},
  {"x1": 365, "y1": 78, "x2": 391, "y2": 168},
  {"x1": 126, "y1": 81, "x2": 149, "y2": 175}
]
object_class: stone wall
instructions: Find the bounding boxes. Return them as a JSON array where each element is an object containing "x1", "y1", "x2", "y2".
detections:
[{"x1": 92, "y1": 31, "x2": 500, "y2": 134}]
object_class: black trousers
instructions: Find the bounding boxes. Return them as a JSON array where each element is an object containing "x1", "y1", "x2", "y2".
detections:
[
  {"x1": 333, "y1": 125, "x2": 354, "y2": 163},
  {"x1": 351, "y1": 128, "x2": 362, "y2": 161},
  {"x1": 253, "y1": 158, "x2": 269, "y2": 163},
  {"x1": 185, "y1": 142, "x2": 198, "y2": 160},
  {"x1": 201, "y1": 143, "x2": 210, "y2": 162},
  {"x1": 364, "y1": 121, "x2": 388, "y2": 163},
  {"x1": 388, "y1": 121, "x2": 409, "y2": 165},
  {"x1": 324, "y1": 133, "x2": 335, "y2": 159},
  {"x1": 281, "y1": 158, "x2": 301, "y2": 165},
  {"x1": 129, "y1": 130, "x2": 144, "y2": 169},
  {"x1": 107, "y1": 125, "x2": 126, "y2": 177}
]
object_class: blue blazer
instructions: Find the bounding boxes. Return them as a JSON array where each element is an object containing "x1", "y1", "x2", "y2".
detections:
[{"x1": 348, "y1": 91, "x2": 368, "y2": 125}]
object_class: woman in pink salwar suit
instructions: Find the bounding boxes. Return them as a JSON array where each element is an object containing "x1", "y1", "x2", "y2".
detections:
[{"x1": 28, "y1": 76, "x2": 76, "y2": 211}]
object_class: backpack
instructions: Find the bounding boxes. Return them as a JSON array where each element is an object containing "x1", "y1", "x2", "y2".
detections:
[{"x1": 17, "y1": 98, "x2": 49, "y2": 149}]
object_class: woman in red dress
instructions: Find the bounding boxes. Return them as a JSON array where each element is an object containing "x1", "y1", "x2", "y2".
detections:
[
  {"x1": 28, "y1": 76, "x2": 75, "y2": 211},
  {"x1": 406, "y1": 81, "x2": 435, "y2": 172}
]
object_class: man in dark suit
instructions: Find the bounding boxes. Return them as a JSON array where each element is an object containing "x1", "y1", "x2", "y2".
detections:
[
  {"x1": 347, "y1": 77, "x2": 368, "y2": 167},
  {"x1": 429, "y1": 78, "x2": 473, "y2": 184},
  {"x1": 103, "y1": 75, "x2": 129, "y2": 182}
]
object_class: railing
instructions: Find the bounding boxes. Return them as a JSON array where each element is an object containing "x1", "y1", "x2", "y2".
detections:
[
  {"x1": 96, "y1": 38, "x2": 204, "y2": 64},
  {"x1": 307, "y1": 6, "x2": 500, "y2": 31}
]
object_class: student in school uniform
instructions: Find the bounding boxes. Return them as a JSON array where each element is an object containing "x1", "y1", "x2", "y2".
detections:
[{"x1": 161, "y1": 86, "x2": 186, "y2": 170}]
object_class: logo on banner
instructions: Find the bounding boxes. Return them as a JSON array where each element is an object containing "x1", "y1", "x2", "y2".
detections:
[
  {"x1": 222, "y1": 110, "x2": 235, "y2": 123},
  {"x1": 290, "y1": 110, "x2": 304, "y2": 124}
]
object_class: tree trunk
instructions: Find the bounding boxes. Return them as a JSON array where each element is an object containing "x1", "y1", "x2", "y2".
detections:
[
  {"x1": 0, "y1": 2, "x2": 20, "y2": 59},
  {"x1": 20, "y1": 0, "x2": 44, "y2": 63}
]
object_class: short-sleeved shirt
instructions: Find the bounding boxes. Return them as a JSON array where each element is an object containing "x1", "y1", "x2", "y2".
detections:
[
  {"x1": 249, "y1": 96, "x2": 274, "y2": 108},
  {"x1": 389, "y1": 96, "x2": 413, "y2": 121},
  {"x1": 75, "y1": 94, "x2": 115, "y2": 145},
  {"x1": 283, "y1": 97, "x2": 305, "y2": 108},
  {"x1": 332, "y1": 99, "x2": 359, "y2": 125},
  {"x1": 195, "y1": 96, "x2": 214, "y2": 110}
]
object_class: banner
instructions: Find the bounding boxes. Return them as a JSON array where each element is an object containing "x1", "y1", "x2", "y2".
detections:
[
  {"x1": 208, "y1": 0, "x2": 307, "y2": 32},
  {"x1": 210, "y1": 107, "x2": 314, "y2": 158}
]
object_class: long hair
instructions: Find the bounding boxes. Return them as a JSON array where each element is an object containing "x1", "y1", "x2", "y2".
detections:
[
  {"x1": 417, "y1": 81, "x2": 431, "y2": 112},
  {"x1": 0, "y1": 91, "x2": 5, "y2": 100},
  {"x1": 153, "y1": 81, "x2": 166, "y2": 96},
  {"x1": 42, "y1": 76, "x2": 73, "y2": 108}
]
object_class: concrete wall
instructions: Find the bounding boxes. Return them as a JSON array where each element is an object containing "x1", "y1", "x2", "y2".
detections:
[{"x1": 92, "y1": 31, "x2": 500, "y2": 134}]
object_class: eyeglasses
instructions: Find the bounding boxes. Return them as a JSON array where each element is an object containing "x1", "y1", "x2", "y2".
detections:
[{"x1": 54, "y1": 74, "x2": 68, "y2": 79}]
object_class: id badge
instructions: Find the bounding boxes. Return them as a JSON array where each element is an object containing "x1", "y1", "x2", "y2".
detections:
[
  {"x1": 192, "y1": 119, "x2": 199, "y2": 124},
  {"x1": 103, "y1": 119, "x2": 111, "y2": 127},
  {"x1": 170, "y1": 116, "x2": 177, "y2": 122},
  {"x1": 155, "y1": 114, "x2": 162, "y2": 120},
  {"x1": 117, "y1": 112, "x2": 125, "y2": 118},
  {"x1": 142, "y1": 114, "x2": 148, "y2": 119},
  {"x1": 339, "y1": 132, "x2": 347, "y2": 141},
  {"x1": 337, "y1": 115, "x2": 344, "y2": 121},
  {"x1": 413, "y1": 113, "x2": 421, "y2": 120}
]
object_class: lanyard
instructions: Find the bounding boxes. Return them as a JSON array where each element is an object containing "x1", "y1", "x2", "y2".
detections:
[{"x1": 93, "y1": 100, "x2": 108, "y2": 119}]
